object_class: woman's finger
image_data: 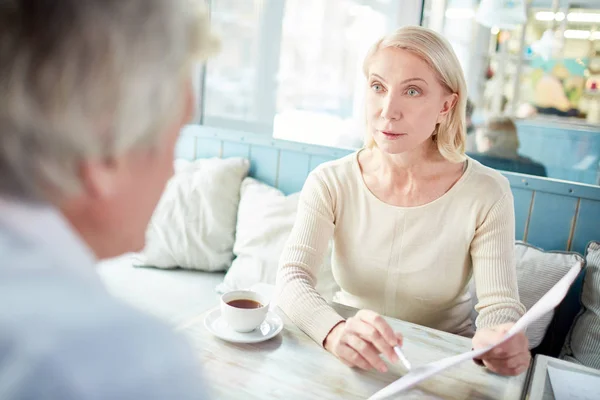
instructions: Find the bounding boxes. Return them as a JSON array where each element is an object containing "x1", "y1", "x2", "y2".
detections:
[
  {"x1": 336, "y1": 343, "x2": 371, "y2": 371},
  {"x1": 485, "y1": 360, "x2": 529, "y2": 376},
  {"x1": 473, "y1": 330, "x2": 505, "y2": 352},
  {"x1": 395, "y1": 332, "x2": 404, "y2": 347},
  {"x1": 345, "y1": 334, "x2": 388, "y2": 372},
  {"x1": 483, "y1": 351, "x2": 531, "y2": 376},
  {"x1": 346, "y1": 318, "x2": 398, "y2": 363},
  {"x1": 356, "y1": 310, "x2": 399, "y2": 347},
  {"x1": 491, "y1": 333, "x2": 529, "y2": 359}
]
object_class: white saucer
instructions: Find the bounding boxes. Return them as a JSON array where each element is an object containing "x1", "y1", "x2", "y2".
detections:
[{"x1": 204, "y1": 307, "x2": 283, "y2": 344}]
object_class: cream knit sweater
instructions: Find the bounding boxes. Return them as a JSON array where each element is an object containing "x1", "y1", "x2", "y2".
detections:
[{"x1": 276, "y1": 151, "x2": 526, "y2": 346}]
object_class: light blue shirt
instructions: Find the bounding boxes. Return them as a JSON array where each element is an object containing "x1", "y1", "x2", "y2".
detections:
[{"x1": 0, "y1": 198, "x2": 210, "y2": 399}]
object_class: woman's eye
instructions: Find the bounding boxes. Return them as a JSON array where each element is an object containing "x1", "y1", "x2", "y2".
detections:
[
  {"x1": 371, "y1": 83, "x2": 383, "y2": 92},
  {"x1": 407, "y1": 88, "x2": 420, "y2": 96}
]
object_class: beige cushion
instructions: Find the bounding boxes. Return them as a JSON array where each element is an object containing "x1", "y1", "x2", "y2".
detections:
[
  {"x1": 217, "y1": 177, "x2": 338, "y2": 301},
  {"x1": 470, "y1": 241, "x2": 583, "y2": 348},
  {"x1": 134, "y1": 157, "x2": 250, "y2": 271},
  {"x1": 562, "y1": 241, "x2": 600, "y2": 369}
]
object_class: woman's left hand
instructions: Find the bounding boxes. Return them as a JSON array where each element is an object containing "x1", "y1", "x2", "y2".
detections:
[{"x1": 472, "y1": 323, "x2": 531, "y2": 376}]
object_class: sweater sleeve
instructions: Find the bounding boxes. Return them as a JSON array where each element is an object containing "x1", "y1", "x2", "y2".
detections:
[
  {"x1": 471, "y1": 191, "x2": 526, "y2": 329},
  {"x1": 275, "y1": 170, "x2": 345, "y2": 346}
]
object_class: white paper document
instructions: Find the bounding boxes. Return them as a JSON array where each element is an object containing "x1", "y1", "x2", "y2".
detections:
[
  {"x1": 547, "y1": 365, "x2": 600, "y2": 400},
  {"x1": 369, "y1": 263, "x2": 583, "y2": 400}
]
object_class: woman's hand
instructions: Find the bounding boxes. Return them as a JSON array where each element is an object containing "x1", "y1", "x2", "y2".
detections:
[
  {"x1": 323, "y1": 310, "x2": 403, "y2": 373},
  {"x1": 472, "y1": 323, "x2": 531, "y2": 376}
]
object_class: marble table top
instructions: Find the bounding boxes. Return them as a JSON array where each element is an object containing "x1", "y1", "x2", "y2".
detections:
[{"x1": 177, "y1": 303, "x2": 527, "y2": 399}]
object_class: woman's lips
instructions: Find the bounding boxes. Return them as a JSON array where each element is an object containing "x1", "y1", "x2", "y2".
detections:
[{"x1": 380, "y1": 130, "x2": 407, "y2": 140}]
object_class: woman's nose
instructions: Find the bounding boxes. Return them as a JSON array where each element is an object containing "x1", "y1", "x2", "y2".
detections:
[{"x1": 381, "y1": 94, "x2": 401, "y2": 121}]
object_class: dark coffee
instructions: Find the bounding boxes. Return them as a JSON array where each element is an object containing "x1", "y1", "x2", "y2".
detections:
[{"x1": 227, "y1": 299, "x2": 263, "y2": 309}]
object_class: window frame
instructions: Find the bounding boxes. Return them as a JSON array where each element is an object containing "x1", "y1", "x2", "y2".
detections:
[{"x1": 195, "y1": 0, "x2": 425, "y2": 137}]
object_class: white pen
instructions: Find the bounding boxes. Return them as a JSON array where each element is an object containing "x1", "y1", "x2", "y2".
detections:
[{"x1": 394, "y1": 346, "x2": 411, "y2": 370}]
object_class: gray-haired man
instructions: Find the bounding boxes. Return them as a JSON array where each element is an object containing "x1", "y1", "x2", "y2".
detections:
[{"x1": 0, "y1": 1, "x2": 218, "y2": 398}]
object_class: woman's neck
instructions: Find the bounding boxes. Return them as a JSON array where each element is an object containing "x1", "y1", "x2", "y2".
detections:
[{"x1": 373, "y1": 138, "x2": 443, "y2": 183}]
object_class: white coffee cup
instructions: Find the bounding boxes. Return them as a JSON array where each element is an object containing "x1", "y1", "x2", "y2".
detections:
[{"x1": 220, "y1": 290, "x2": 269, "y2": 333}]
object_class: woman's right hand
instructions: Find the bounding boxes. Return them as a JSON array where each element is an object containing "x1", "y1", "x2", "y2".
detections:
[{"x1": 323, "y1": 309, "x2": 403, "y2": 373}]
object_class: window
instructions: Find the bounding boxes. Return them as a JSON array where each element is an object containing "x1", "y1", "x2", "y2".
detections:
[
  {"x1": 201, "y1": 0, "x2": 423, "y2": 148},
  {"x1": 198, "y1": 1, "x2": 599, "y2": 185},
  {"x1": 203, "y1": 0, "x2": 271, "y2": 131},
  {"x1": 273, "y1": 0, "x2": 391, "y2": 148},
  {"x1": 421, "y1": 0, "x2": 600, "y2": 186}
]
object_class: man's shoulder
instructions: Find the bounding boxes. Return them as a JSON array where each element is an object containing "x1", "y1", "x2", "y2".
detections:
[{"x1": 0, "y1": 263, "x2": 209, "y2": 399}]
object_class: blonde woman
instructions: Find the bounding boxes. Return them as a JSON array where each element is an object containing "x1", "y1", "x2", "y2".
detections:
[{"x1": 276, "y1": 26, "x2": 530, "y2": 377}]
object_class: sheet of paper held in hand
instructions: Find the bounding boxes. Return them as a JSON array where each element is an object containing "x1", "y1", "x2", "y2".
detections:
[{"x1": 369, "y1": 262, "x2": 583, "y2": 400}]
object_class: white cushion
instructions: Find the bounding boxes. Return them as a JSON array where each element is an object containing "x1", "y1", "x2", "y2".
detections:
[
  {"x1": 470, "y1": 241, "x2": 583, "y2": 348},
  {"x1": 134, "y1": 157, "x2": 249, "y2": 271},
  {"x1": 562, "y1": 241, "x2": 600, "y2": 369},
  {"x1": 217, "y1": 177, "x2": 339, "y2": 301}
]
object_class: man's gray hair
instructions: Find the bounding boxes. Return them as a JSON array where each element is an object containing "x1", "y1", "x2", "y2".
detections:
[{"x1": 0, "y1": 0, "x2": 219, "y2": 200}]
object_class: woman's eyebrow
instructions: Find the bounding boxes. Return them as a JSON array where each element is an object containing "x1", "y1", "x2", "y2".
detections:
[
  {"x1": 400, "y1": 77, "x2": 428, "y2": 86},
  {"x1": 369, "y1": 73, "x2": 388, "y2": 83},
  {"x1": 369, "y1": 74, "x2": 429, "y2": 86}
]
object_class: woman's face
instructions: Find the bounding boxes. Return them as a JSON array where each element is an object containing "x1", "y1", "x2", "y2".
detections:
[{"x1": 365, "y1": 47, "x2": 457, "y2": 155}]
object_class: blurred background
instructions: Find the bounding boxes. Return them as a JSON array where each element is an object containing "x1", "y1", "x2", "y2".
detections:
[{"x1": 195, "y1": 0, "x2": 600, "y2": 186}]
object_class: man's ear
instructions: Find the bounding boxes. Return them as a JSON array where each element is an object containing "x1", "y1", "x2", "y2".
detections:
[{"x1": 79, "y1": 157, "x2": 120, "y2": 199}]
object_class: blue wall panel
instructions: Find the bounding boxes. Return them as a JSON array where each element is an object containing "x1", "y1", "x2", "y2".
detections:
[
  {"x1": 527, "y1": 192, "x2": 578, "y2": 250},
  {"x1": 516, "y1": 121, "x2": 600, "y2": 186},
  {"x1": 175, "y1": 135, "x2": 196, "y2": 161},
  {"x1": 222, "y1": 142, "x2": 251, "y2": 160},
  {"x1": 277, "y1": 151, "x2": 311, "y2": 195},
  {"x1": 571, "y1": 199, "x2": 600, "y2": 254},
  {"x1": 195, "y1": 137, "x2": 222, "y2": 159},
  {"x1": 249, "y1": 145, "x2": 279, "y2": 188},
  {"x1": 179, "y1": 125, "x2": 600, "y2": 255},
  {"x1": 512, "y1": 188, "x2": 533, "y2": 241}
]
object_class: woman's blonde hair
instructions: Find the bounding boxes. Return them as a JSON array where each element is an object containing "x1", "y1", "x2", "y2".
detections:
[{"x1": 362, "y1": 26, "x2": 467, "y2": 163}]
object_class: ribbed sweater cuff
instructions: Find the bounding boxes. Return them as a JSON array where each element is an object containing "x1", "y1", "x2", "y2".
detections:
[
  {"x1": 281, "y1": 301, "x2": 345, "y2": 347},
  {"x1": 476, "y1": 308, "x2": 522, "y2": 330}
]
